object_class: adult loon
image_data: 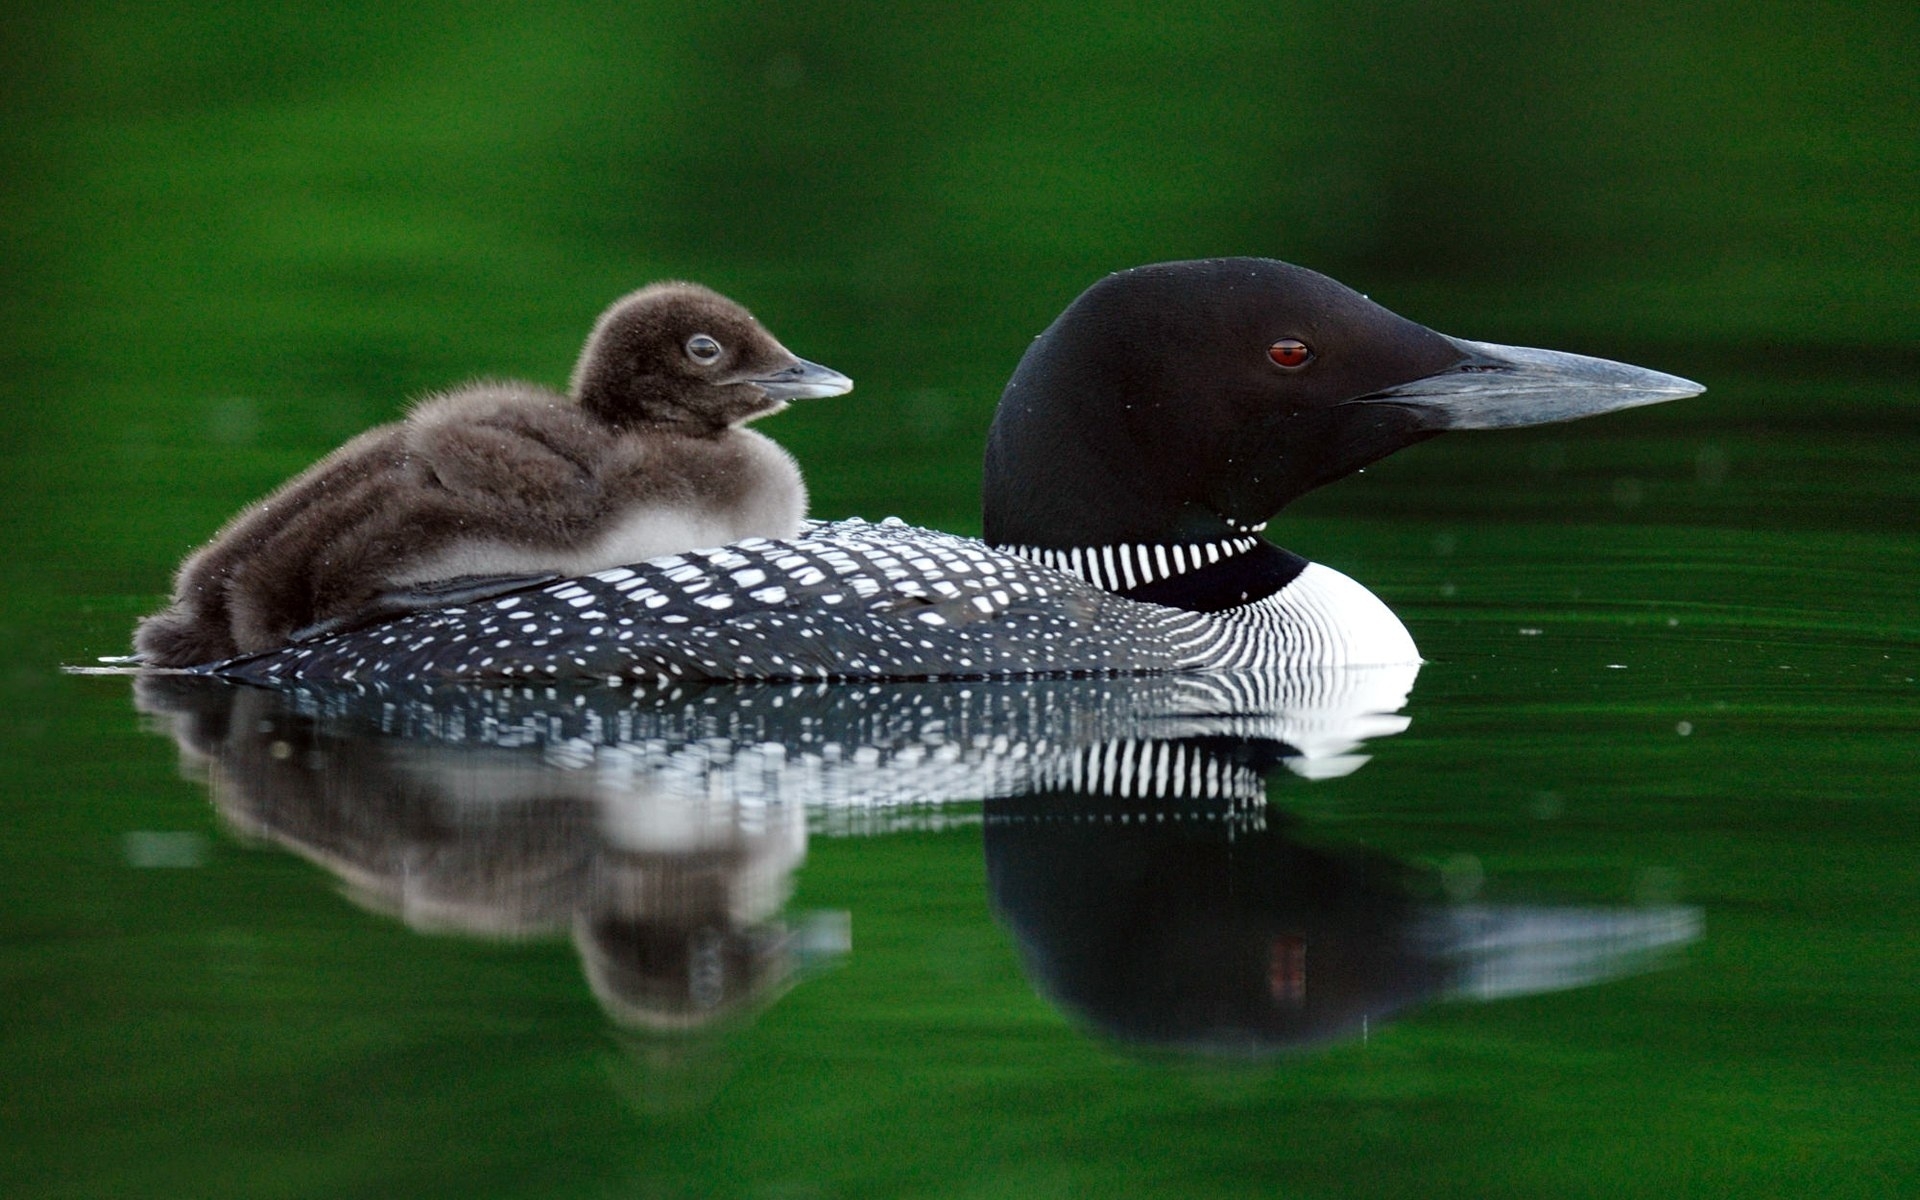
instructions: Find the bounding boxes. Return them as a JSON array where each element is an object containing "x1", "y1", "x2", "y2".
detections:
[
  {"x1": 132, "y1": 282, "x2": 853, "y2": 668},
  {"x1": 191, "y1": 258, "x2": 1701, "y2": 686}
]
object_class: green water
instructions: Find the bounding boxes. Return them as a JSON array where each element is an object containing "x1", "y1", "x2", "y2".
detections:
[{"x1": 4, "y1": 3, "x2": 1917, "y2": 1197}]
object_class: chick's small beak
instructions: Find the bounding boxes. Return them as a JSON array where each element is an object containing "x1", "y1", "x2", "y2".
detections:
[{"x1": 748, "y1": 357, "x2": 854, "y2": 402}]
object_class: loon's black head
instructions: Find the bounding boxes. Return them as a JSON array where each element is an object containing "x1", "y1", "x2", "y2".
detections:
[
  {"x1": 570, "y1": 282, "x2": 852, "y2": 434},
  {"x1": 983, "y1": 258, "x2": 1702, "y2": 549}
]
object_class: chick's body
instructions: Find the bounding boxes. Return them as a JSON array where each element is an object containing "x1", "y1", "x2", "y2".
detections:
[{"x1": 135, "y1": 283, "x2": 849, "y2": 667}]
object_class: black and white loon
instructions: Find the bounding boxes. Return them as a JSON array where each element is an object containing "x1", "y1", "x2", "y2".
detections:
[
  {"x1": 192, "y1": 258, "x2": 1701, "y2": 686},
  {"x1": 132, "y1": 282, "x2": 852, "y2": 668}
]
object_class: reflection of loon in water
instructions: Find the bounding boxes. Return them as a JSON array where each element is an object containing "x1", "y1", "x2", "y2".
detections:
[
  {"x1": 985, "y1": 796, "x2": 1699, "y2": 1054},
  {"x1": 130, "y1": 665, "x2": 1695, "y2": 1049}
]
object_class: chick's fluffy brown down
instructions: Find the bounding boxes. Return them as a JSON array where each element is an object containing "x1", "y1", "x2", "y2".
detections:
[{"x1": 135, "y1": 283, "x2": 839, "y2": 667}]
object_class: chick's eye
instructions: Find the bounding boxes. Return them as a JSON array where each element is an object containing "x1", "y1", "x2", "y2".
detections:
[
  {"x1": 686, "y1": 334, "x2": 722, "y2": 363},
  {"x1": 1268, "y1": 338, "x2": 1313, "y2": 369}
]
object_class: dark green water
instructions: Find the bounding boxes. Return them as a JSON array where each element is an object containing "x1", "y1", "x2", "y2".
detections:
[{"x1": 4, "y1": 4, "x2": 1916, "y2": 1197}]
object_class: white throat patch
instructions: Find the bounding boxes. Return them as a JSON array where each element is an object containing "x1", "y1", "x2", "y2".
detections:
[{"x1": 1000, "y1": 536, "x2": 1264, "y2": 592}]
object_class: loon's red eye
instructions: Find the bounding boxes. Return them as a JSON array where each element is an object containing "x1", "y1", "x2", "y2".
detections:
[{"x1": 1268, "y1": 338, "x2": 1313, "y2": 369}]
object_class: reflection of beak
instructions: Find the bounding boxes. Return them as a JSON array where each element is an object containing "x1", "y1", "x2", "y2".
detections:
[
  {"x1": 1355, "y1": 336, "x2": 1704, "y2": 430},
  {"x1": 748, "y1": 357, "x2": 855, "y2": 402}
]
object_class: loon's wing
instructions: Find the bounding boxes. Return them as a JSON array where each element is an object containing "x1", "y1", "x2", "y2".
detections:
[
  {"x1": 286, "y1": 572, "x2": 564, "y2": 644},
  {"x1": 212, "y1": 520, "x2": 1215, "y2": 686}
]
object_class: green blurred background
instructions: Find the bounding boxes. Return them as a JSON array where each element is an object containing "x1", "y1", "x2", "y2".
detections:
[
  {"x1": 3, "y1": 0, "x2": 1915, "y2": 665},
  {"x1": 3, "y1": 3, "x2": 1918, "y2": 1198}
]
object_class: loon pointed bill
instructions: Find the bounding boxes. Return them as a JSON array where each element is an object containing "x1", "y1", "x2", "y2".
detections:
[
  {"x1": 130, "y1": 282, "x2": 853, "y2": 669},
  {"x1": 178, "y1": 258, "x2": 1701, "y2": 686}
]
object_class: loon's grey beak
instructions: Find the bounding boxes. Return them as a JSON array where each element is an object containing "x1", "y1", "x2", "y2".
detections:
[
  {"x1": 749, "y1": 357, "x2": 854, "y2": 402},
  {"x1": 1360, "y1": 336, "x2": 1704, "y2": 430}
]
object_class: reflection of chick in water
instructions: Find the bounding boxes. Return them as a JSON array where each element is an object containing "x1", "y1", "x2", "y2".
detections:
[
  {"x1": 134, "y1": 676, "x2": 827, "y2": 1030},
  {"x1": 578, "y1": 896, "x2": 787, "y2": 1031},
  {"x1": 576, "y1": 783, "x2": 811, "y2": 1030}
]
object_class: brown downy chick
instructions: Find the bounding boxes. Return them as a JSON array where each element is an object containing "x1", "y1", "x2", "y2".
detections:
[{"x1": 134, "y1": 282, "x2": 852, "y2": 667}]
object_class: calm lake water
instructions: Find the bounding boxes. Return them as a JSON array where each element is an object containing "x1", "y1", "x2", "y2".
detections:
[
  {"x1": 5, "y1": 4, "x2": 1917, "y2": 1197},
  {"x1": 12, "y1": 368, "x2": 1917, "y2": 1198}
]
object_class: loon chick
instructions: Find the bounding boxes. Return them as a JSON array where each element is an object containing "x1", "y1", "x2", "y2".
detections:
[
  {"x1": 133, "y1": 282, "x2": 853, "y2": 667},
  {"x1": 206, "y1": 258, "x2": 1702, "y2": 686}
]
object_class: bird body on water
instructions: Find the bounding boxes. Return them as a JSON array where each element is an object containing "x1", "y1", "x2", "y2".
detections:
[
  {"x1": 144, "y1": 259, "x2": 1701, "y2": 685},
  {"x1": 132, "y1": 283, "x2": 851, "y2": 668}
]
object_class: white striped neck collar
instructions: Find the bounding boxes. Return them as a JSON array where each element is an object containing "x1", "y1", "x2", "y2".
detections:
[{"x1": 996, "y1": 532, "x2": 1267, "y2": 594}]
